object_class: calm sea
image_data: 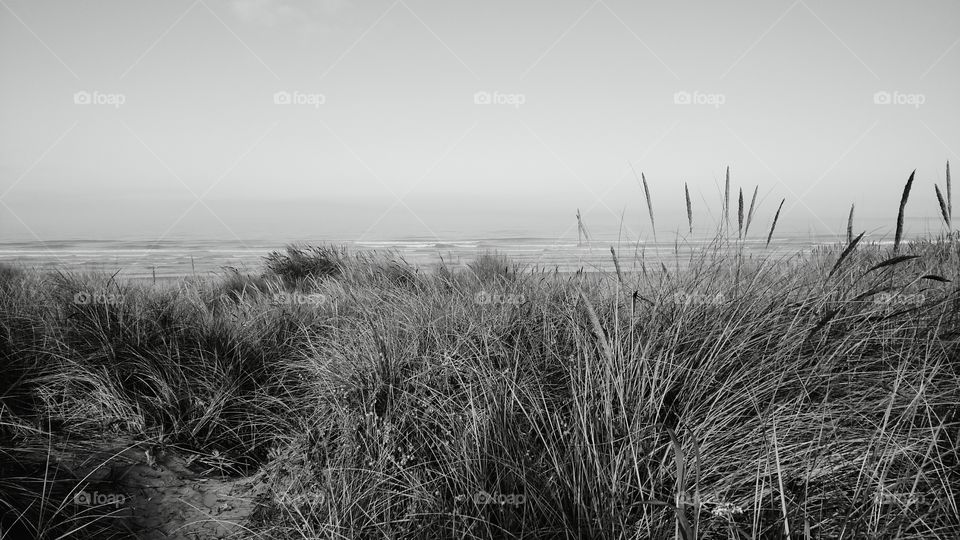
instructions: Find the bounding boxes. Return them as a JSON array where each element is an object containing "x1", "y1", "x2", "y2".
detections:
[{"x1": 0, "y1": 232, "x2": 861, "y2": 280}]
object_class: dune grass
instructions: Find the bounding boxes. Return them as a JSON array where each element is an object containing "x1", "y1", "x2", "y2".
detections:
[
  {"x1": 1, "y1": 234, "x2": 958, "y2": 539},
  {"x1": 2, "y1": 169, "x2": 960, "y2": 538}
]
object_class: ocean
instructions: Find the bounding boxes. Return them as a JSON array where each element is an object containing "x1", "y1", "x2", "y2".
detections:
[{"x1": 0, "y1": 232, "x2": 857, "y2": 280}]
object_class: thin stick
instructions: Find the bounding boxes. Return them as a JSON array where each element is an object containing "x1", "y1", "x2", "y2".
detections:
[
  {"x1": 576, "y1": 209, "x2": 591, "y2": 248},
  {"x1": 684, "y1": 182, "x2": 693, "y2": 235}
]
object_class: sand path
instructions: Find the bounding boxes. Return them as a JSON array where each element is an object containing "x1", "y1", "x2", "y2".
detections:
[{"x1": 62, "y1": 440, "x2": 265, "y2": 539}]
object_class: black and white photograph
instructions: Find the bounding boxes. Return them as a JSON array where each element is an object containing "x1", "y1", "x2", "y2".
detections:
[{"x1": 1, "y1": 1, "x2": 959, "y2": 538}]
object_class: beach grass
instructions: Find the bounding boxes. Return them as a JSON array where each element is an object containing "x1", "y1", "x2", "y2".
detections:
[{"x1": 2, "y1": 175, "x2": 960, "y2": 538}]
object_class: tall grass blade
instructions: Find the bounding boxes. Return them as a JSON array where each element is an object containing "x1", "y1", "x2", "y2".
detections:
[
  {"x1": 865, "y1": 255, "x2": 919, "y2": 275},
  {"x1": 847, "y1": 203, "x2": 855, "y2": 244},
  {"x1": 771, "y1": 422, "x2": 792, "y2": 540},
  {"x1": 610, "y1": 246, "x2": 625, "y2": 287},
  {"x1": 744, "y1": 185, "x2": 758, "y2": 236},
  {"x1": 724, "y1": 166, "x2": 730, "y2": 230},
  {"x1": 828, "y1": 231, "x2": 864, "y2": 279},
  {"x1": 684, "y1": 182, "x2": 693, "y2": 235},
  {"x1": 948, "y1": 160, "x2": 952, "y2": 224},
  {"x1": 631, "y1": 164, "x2": 657, "y2": 242},
  {"x1": 738, "y1": 188, "x2": 744, "y2": 240},
  {"x1": 766, "y1": 198, "x2": 785, "y2": 247},
  {"x1": 894, "y1": 170, "x2": 915, "y2": 253},
  {"x1": 642, "y1": 172, "x2": 656, "y2": 242},
  {"x1": 935, "y1": 185, "x2": 950, "y2": 228},
  {"x1": 578, "y1": 289, "x2": 614, "y2": 365},
  {"x1": 665, "y1": 427, "x2": 693, "y2": 540}
]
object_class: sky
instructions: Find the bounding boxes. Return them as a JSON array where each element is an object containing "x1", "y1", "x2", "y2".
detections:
[{"x1": 1, "y1": 0, "x2": 959, "y2": 243}]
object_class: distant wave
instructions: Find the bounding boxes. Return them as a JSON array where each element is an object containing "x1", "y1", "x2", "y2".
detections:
[
  {"x1": 0, "y1": 249, "x2": 182, "y2": 255},
  {"x1": 0, "y1": 235, "x2": 840, "y2": 280}
]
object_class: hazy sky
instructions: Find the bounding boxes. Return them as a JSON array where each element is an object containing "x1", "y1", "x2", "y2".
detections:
[{"x1": 1, "y1": 0, "x2": 958, "y2": 242}]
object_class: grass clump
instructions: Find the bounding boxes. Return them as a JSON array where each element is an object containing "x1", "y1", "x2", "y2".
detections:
[{"x1": 264, "y1": 244, "x2": 346, "y2": 288}]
